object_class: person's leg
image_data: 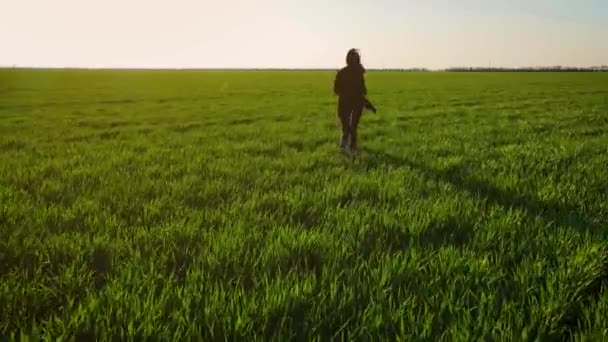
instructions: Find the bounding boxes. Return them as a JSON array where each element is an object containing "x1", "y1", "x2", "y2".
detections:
[
  {"x1": 338, "y1": 100, "x2": 351, "y2": 150},
  {"x1": 349, "y1": 106, "x2": 364, "y2": 151}
]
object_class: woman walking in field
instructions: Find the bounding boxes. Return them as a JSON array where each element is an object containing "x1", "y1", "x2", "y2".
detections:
[{"x1": 333, "y1": 48, "x2": 371, "y2": 153}]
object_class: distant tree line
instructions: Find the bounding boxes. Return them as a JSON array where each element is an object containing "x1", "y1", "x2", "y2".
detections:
[
  {"x1": 370, "y1": 68, "x2": 431, "y2": 72},
  {"x1": 2, "y1": 66, "x2": 607, "y2": 72},
  {"x1": 443, "y1": 66, "x2": 608, "y2": 72}
]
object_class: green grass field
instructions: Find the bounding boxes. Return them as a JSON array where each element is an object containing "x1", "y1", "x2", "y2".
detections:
[{"x1": 1, "y1": 69, "x2": 607, "y2": 340}]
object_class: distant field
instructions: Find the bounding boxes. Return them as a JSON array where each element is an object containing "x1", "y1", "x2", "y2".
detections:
[{"x1": 1, "y1": 69, "x2": 607, "y2": 340}]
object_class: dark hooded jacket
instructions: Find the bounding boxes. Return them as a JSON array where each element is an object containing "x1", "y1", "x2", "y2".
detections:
[{"x1": 333, "y1": 64, "x2": 367, "y2": 101}]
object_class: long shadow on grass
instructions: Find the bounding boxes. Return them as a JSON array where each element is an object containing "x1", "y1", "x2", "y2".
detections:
[
  {"x1": 356, "y1": 215, "x2": 474, "y2": 259},
  {"x1": 359, "y1": 148, "x2": 601, "y2": 236},
  {"x1": 358, "y1": 148, "x2": 607, "y2": 339}
]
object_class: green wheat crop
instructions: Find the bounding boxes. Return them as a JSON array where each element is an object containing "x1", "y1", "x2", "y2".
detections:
[{"x1": 1, "y1": 69, "x2": 607, "y2": 340}]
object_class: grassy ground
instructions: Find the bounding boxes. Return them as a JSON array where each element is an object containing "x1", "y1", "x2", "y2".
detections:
[{"x1": 1, "y1": 69, "x2": 607, "y2": 340}]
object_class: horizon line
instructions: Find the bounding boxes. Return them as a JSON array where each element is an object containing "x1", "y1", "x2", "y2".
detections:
[{"x1": 2, "y1": 65, "x2": 608, "y2": 72}]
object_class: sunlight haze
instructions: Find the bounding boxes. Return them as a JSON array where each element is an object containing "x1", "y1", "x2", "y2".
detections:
[{"x1": 1, "y1": 0, "x2": 607, "y2": 69}]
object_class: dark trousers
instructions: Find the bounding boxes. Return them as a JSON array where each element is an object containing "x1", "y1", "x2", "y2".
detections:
[{"x1": 338, "y1": 97, "x2": 364, "y2": 150}]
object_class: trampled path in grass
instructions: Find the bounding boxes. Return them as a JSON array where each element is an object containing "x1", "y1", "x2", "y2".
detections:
[{"x1": 1, "y1": 70, "x2": 607, "y2": 339}]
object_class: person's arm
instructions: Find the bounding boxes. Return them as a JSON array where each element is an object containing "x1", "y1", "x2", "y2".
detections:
[
  {"x1": 361, "y1": 74, "x2": 367, "y2": 96},
  {"x1": 360, "y1": 74, "x2": 367, "y2": 96},
  {"x1": 333, "y1": 70, "x2": 341, "y2": 95}
]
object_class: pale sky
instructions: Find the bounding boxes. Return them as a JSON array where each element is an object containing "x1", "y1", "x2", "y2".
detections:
[{"x1": 1, "y1": 0, "x2": 607, "y2": 69}]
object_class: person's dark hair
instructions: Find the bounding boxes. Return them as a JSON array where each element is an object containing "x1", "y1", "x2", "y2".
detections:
[{"x1": 346, "y1": 49, "x2": 362, "y2": 68}]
